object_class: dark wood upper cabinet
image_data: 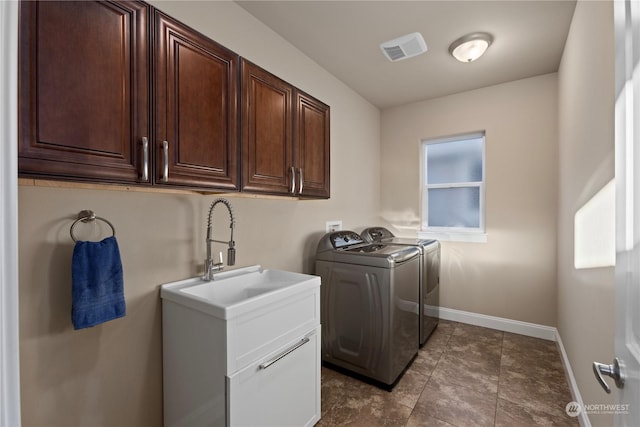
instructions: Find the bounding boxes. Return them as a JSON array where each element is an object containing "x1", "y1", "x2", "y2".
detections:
[
  {"x1": 19, "y1": 2, "x2": 327, "y2": 197},
  {"x1": 154, "y1": 11, "x2": 239, "y2": 190},
  {"x1": 295, "y1": 90, "x2": 330, "y2": 198},
  {"x1": 241, "y1": 59, "x2": 330, "y2": 198},
  {"x1": 19, "y1": 1, "x2": 150, "y2": 183},
  {"x1": 19, "y1": 3, "x2": 239, "y2": 191},
  {"x1": 241, "y1": 59, "x2": 294, "y2": 195}
]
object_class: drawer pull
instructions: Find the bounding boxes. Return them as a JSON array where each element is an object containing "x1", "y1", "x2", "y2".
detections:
[
  {"x1": 141, "y1": 137, "x2": 149, "y2": 182},
  {"x1": 290, "y1": 166, "x2": 296, "y2": 194},
  {"x1": 298, "y1": 167, "x2": 303, "y2": 194},
  {"x1": 162, "y1": 140, "x2": 169, "y2": 182},
  {"x1": 259, "y1": 337, "x2": 310, "y2": 370}
]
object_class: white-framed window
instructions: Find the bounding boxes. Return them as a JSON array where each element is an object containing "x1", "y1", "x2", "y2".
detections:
[{"x1": 419, "y1": 132, "x2": 486, "y2": 243}]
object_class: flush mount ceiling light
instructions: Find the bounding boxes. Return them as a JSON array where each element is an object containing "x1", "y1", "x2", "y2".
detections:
[
  {"x1": 449, "y1": 32, "x2": 493, "y2": 63},
  {"x1": 380, "y1": 32, "x2": 428, "y2": 62}
]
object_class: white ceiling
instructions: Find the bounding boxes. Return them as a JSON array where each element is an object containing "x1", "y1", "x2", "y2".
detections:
[{"x1": 236, "y1": 0, "x2": 577, "y2": 109}]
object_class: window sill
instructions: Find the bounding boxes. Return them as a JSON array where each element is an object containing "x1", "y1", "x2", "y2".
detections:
[{"x1": 417, "y1": 230, "x2": 487, "y2": 243}]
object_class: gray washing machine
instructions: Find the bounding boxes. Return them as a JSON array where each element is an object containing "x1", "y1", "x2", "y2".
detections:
[
  {"x1": 361, "y1": 227, "x2": 441, "y2": 345},
  {"x1": 315, "y1": 231, "x2": 420, "y2": 386}
]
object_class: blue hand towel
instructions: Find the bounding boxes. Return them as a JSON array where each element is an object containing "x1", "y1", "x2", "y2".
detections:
[{"x1": 72, "y1": 236, "x2": 126, "y2": 329}]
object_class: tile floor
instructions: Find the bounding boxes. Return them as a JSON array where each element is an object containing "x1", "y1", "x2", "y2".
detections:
[{"x1": 318, "y1": 320, "x2": 579, "y2": 426}]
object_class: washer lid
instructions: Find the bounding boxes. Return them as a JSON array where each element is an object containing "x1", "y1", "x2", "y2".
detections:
[
  {"x1": 361, "y1": 227, "x2": 438, "y2": 248},
  {"x1": 386, "y1": 237, "x2": 439, "y2": 247},
  {"x1": 342, "y1": 243, "x2": 415, "y2": 257},
  {"x1": 316, "y1": 243, "x2": 420, "y2": 268}
]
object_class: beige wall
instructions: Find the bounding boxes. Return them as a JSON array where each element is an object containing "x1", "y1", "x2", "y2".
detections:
[
  {"x1": 557, "y1": 1, "x2": 615, "y2": 426},
  {"x1": 18, "y1": 2, "x2": 380, "y2": 425},
  {"x1": 380, "y1": 74, "x2": 559, "y2": 326}
]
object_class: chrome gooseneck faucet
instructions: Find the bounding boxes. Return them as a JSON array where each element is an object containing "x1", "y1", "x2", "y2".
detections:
[{"x1": 203, "y1": 198, "x2": 236, "y2": 280}]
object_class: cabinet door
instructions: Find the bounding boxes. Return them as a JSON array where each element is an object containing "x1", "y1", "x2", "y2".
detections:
[
  {"x1": 155, "y1": 12, "x2": 239, "y2": 190},
  {"x1": 295, "y1": 90, "x2": 330, "y2": 198},
  {"x1": 240, "y1": 59, "x2": 294, "y2": 195},
  {"x1": 19, "y1": 1, "x2": 149, "y2": 183},
  {"x1": 227, "y1": 327, "x2": 321, "y2": 427}
]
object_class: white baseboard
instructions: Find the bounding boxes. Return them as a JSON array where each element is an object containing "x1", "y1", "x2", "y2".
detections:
[
  {"x1": 555, "y1": 331, "x2": 591, "y2": 427},
  {"x1": 437, "y1": 307, "x2": 557, "y2": 340},
  {"x1": 437, "y1": 307, "x2": 589, "y2": 426}
]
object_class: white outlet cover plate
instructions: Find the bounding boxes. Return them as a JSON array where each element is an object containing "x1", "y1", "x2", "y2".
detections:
[{"x1": 326, "y1": 221, "x2": 342, "y2": 232}]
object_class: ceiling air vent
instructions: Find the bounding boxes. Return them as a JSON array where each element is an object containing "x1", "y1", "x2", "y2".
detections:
[{"x1": 380, "y1": 32, "x2": 428, "y2": 62}]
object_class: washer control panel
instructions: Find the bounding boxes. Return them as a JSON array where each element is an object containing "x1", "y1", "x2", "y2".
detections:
[
  {"x1": 361, "y1": 226, "x2": 395, "y2": 242},
  {"x1": 330, "y1": 231, "x2": 365, "y2": 249}
]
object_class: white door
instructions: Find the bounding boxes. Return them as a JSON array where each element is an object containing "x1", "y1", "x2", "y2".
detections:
[
  {"x1": 594, "y1": 1, "x2": 640, "y2": 425},
  {"x1": 0, "y1": 1, "x2": 21, "y2": 426}
]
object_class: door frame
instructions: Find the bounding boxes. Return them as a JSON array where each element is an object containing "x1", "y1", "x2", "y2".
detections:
[
  {"x1": 614, "y1": 1, "x2": 640, "y2": 424},
  {"x1": 0, "y1": 0, "x2": 21, "y2": 425}
]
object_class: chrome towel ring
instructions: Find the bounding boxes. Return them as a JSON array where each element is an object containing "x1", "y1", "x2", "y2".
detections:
[{"x1": 70, "y1": 210, "x2": 116, "y2": 242}]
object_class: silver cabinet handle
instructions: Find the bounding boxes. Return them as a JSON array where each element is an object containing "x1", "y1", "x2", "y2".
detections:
[
  {"x1": 298, "y1": 167, "x2": 303, "y2": 194},
  {"x1": 141, "y1": 137, "x2": 149, "y2": 182},
  {"x1": 593, "y1": 357, "x2": 625, "y2": 393},
  {"x1": 162, "y1": 140, "x2": 169, "y2": 183},
  {"x1": 290, "y1": 166, "x2": 296, "y2": 194},
  {"x1": 259, "y1": 337, "x2": 309, "y2": 370}
]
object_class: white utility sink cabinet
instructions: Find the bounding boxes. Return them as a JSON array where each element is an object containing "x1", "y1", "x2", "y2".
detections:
[{"x1": 161, "y1": 266, "x2": 321, "y2": 427}]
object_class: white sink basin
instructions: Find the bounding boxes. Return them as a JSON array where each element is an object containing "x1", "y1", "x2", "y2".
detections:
[{"x1": 160, "y1": 265, "x2": 320, "y2": 319}]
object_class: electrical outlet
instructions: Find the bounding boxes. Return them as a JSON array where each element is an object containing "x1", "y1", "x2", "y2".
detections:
[{"x1": 326, "y1": 220, "x2": 342, "y2": 233}]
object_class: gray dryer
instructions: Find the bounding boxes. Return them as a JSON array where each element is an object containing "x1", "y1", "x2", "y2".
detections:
[{"x1": 361, "y1": 226, "x2": 441, "y2": 345}]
